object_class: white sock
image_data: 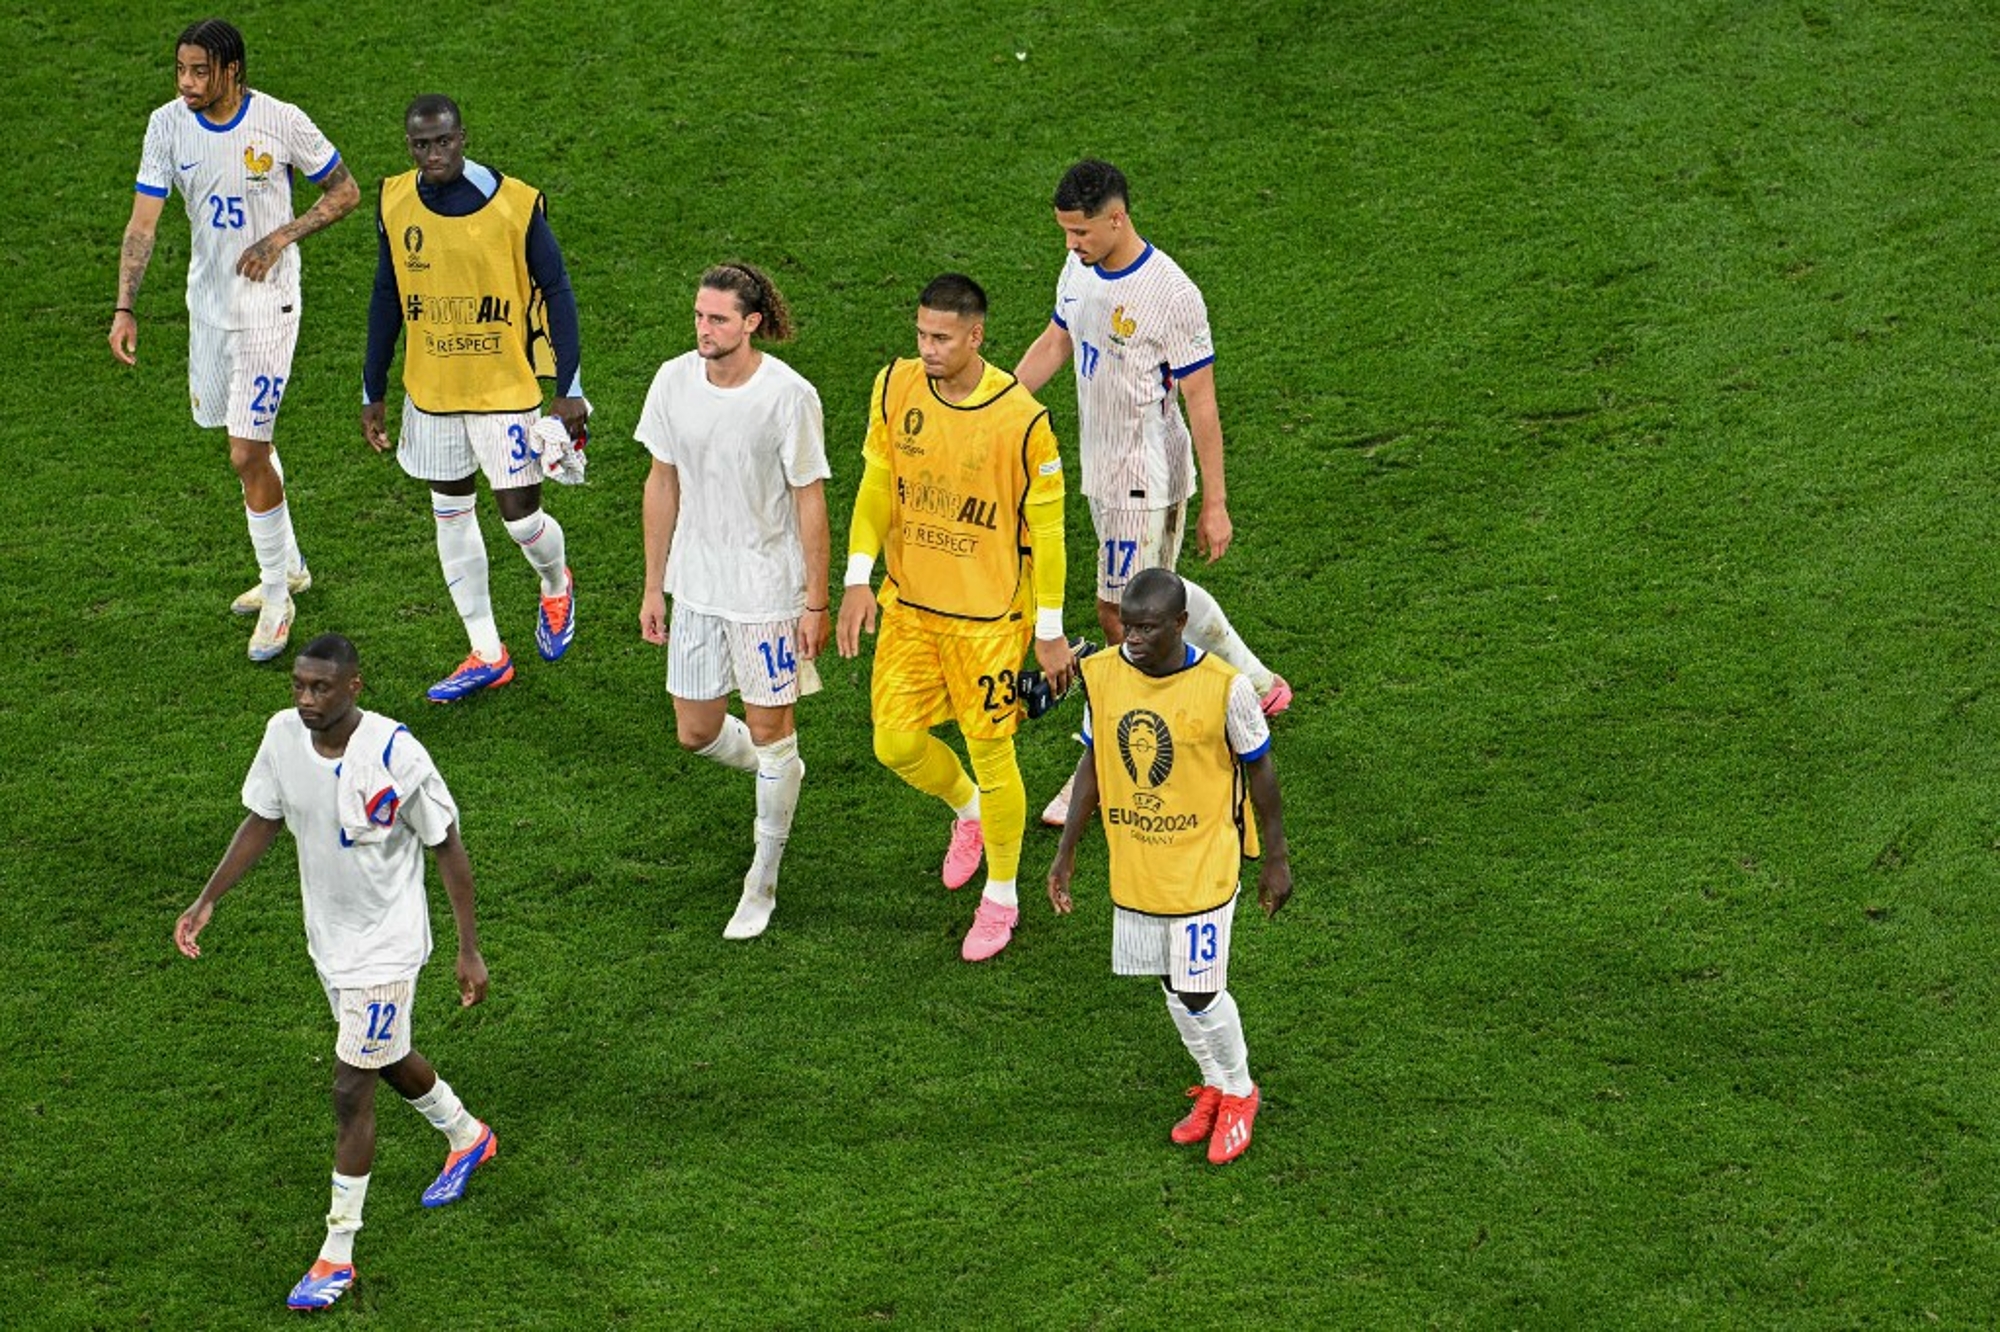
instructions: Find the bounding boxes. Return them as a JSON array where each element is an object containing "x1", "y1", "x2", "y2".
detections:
[
  {"x1": 696, "y1": 714, "x2": 759, "y2": 773},
  {"x1": 1188, "y1": 990, "x2": 1253, "y2": 1096},
  {"x1": 267, "y1": 448, "x2": 305, "y2": 573},
  {"x1": 406, "y1": 1076, "x2": 482, "y2": 1151},
  {"x1": 320, "y1": 1171, "x2": 369, "y2": 1265},
  {"x1": 953, "y1": 790, "x2": 982, "y2": 822},
  {"x1": 982, "y1": 877, "x2": 1018, "y2": 908},
  {"x1": 1164, "y1": 987, "x2": 1224, "y2": 1086},
  {"x1": 502, "y1": 508, "x2": 569, "y2": 597},
  {"x1": 751, "y1": 733, "x2": 804, "y2": 883},
  {"x1": 1182, "y1": 578, "x2": 1274, "y2": 694},
  {"x1": 246, "y1": 500, "x2": 293, "y2": 602},
  {"x1": 433, "y1": 491, "x2": 502, "y2": 660}
]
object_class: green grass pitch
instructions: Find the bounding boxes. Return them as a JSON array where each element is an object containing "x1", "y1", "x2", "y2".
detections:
[{"x1": 6, "y1": 0, "x2": 2000, "y2": 1324}]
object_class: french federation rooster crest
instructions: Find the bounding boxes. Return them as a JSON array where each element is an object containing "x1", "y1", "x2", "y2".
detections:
[{"x1": 243, "y1": 145, "x2": 274, "y2": 176}]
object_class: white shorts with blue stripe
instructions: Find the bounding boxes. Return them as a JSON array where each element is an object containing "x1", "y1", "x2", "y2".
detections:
[
  {"x1": 320, "y1": 973, "x2": 417, "y2": 1069},
  {"x1": 189, "y1": 315, "x2": 300, "y2": 441},
  {"x1": 397, "y1": 398, "x2": 544, "y2": 489},
  {"x1": 666, "y1": 601, "x2": 821, "y2": 708},
  {"x1": 1087, "y1": 498, "x2": 1187, "y2": 602},
  {"x1": 1111, "y1": 893, "x2": 1237, "y2": 991}
]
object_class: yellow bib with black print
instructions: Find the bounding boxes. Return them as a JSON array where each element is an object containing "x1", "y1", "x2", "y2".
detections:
[
  {"x1": 381, "y1": 171, "x2": 547, "y2": 413},
  {"x1": 880, "y1": 358, "x2": 1050, "y2": 621},
  {"x1": 1082, "y1": 649, "x2": 1257, "y2": 916}
]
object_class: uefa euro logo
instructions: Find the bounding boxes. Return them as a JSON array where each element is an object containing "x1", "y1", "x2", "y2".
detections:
[{"x1": 1116, "y1": 709, "x2": 1174, "y2": 789}]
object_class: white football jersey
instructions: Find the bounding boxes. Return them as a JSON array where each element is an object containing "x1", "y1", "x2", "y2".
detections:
[
  {"x1": 1051, "y1": 244, "x2": 1215, "y2": 507},
  {"x1": 635, "y1": 351, "x2": 830, "y2": 621},
  {"x1": 241, "y1": 709, "x2": 458, "y2": 989},
  {"x1": 135, "y1": 91, "x2": 340, "y2": 330}
]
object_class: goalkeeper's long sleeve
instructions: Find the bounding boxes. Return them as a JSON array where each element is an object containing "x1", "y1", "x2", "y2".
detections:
[{"x1": 846, "y1": 454, "x2": 894, "y2": 563}]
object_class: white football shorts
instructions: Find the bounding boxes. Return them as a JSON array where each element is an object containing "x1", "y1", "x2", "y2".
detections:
[
  {"x1": 397, "y1": 399, "x2": 545, "y2": 490},
  {"x1": 322, "y1": 974, "x2": 417, "y2": 1069},
  {"x1": 1088, "y1": 499, "x2": 1187, "y2": 602},
  {"x1": 1111, "y1": 894, "x2": 1237, "y2": 992},
  {"x1": 667, "y1": 602, "x2": 822, "y2": 708},
  {"x1": 188, "y1": 314, "x2": 301, "y2": 442}
]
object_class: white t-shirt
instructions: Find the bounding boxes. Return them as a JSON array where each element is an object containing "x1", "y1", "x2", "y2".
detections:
[
  {"x1": 1051, "y1": 244, "x2": 1215, "y2": 508},
  {"x1": 634, "y1": 351, "x2": 830, "y2": 621},
  {"x1": 241, "y1": 709, "x2": 458, "y2": 988},
  {"x1": 135, "y1": 90, "x2": 341, "y2": 330}
]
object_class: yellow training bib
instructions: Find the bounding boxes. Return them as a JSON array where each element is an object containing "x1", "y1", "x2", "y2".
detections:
[
  {"x1": 381, "y1": 171, "x2": 549, "y2": 413},
  {"x1": 1084, "y1": 649, "x2": 1257, "y2": 916}
]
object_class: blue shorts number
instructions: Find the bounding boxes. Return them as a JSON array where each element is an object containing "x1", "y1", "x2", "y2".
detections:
[
  {"x1": 364, "y1": 1001, "x2": 398, "y2": 1043},
  {"x1": 250, "y1": 374, "x2": 286, "y2": 417},
  {"x1": 1103, "y1": 539, "x2": 1137, "y2": 581},
  {"x1": 1184, "y1": 922, "x2": 1218, "y2": 964},
  {"x1": 507, "y1": 423, "x2": 531, "y2": 462},
  {"x1": 757, "y1": 636, "x2": 798, "y2": 682}
]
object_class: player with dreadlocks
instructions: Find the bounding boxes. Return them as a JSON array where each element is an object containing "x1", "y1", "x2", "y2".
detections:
[{"x1": 109, "y1": 17, "x2": 361, "y2": 661}]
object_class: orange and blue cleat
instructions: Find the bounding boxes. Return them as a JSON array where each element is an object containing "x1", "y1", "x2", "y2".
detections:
[
  {"x1": 285, "y1": 1259, "x2": 354, "y2": 1310},
  {"x1": 422, "y1": 1123, "x2": 498, "y2": 1208},
  {"x1": 536, "y1": 568, "x2": 576, "y2": 662},
  {"x1": 427, "y1": 650, "x2": 514, "y2": 703}
]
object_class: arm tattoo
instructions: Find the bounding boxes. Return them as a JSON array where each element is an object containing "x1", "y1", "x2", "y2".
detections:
[
  {"x1": 280, "y1": 161, "x2": 358, "y2": 245},
  {"x1": 118, "y1": 230, "x2": 155, "y2": 306}
]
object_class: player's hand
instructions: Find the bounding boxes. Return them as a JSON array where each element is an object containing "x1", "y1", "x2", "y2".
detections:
[
  {"x1": 109, "y1": 311, "x2": 138, "y2": 366},
  {"x1": 640, "y1": 590, "x2": 668, "y2": 645},
  {"x1": 174, "y1": 900, "x2": 213, "y2": 959},
  {"x1": 1034, "y1": 634, "x2": 1079, "y2": 699},
  {"x1": 550, "y1": 396, "x2": 590, "y2": 442},
  {"x1": 836, "y1": 585, "x2": 877, "y2": 658},
  {"x1": 1257, "y1": 859, "x2": 1292, "y2": 918},
  {"x1": 1047, "y1": 853, "x2": 1075, "y2": 914},
  {"x1": 235, "y1": 233, "x2": 287, "y2": 281},
  {"x1": 361, "y1": 402, "x2": 391, "y2": 452},
  {"x1": 797, "y1": 606, "x2": 830, "y2": 661},
  {"x1": 456, "y1": 948, "x2": 489, "y2": 1007},
  {"x1": 1196, "y1": 497, "x2": 1233, "y2": 562}
]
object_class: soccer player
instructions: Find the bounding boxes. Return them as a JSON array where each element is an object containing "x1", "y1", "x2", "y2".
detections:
[
  {"x1": 1013, "y1": 159, "x2": 1292, "y2": 824},
  {"x1": 109, "y1": 18, "x2": 360, "y2": 662},
  {"x1": 1047, "y1": 568, "x2": 1292, "y2": 1165},
  {"x1": 174, "y1": 633, "x2": 496, "y2": 1311},
  {"x1": 637, "y1": 263, "x2": 830, "y2": 940},
  {"x1": 837, "y1": 274, "x2": 1076, "y2": 962},
  {"x1": 362, "y1": 94, "x2": 586, "y2": 702}
]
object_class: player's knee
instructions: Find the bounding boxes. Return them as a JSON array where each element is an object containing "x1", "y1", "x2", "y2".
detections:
[
  {"x1": 494, "y1": 487, "x2": 542, "y2": 524},
  {"x1": 964, "y1": 735, "x2": 1020, "y2": 787},
  {"x1": 378, "y1": 1050, "x2": 434, "y2": 1099},
  {"x1": 227, "y1": 437, "x2": 273, "y2": 479},
  {"x1": 872, "y1": 726, "x2": 926, "y2": 776},
  {"x1": 1165, "y1": 980, "x2": 1216, "y2": 1014},
  {"x1": 677, "y1": 718, "x2": 722, "y2": 753},
  {"x1": 331, "y1": 1064, "x2": 377, "y2": 1123}
]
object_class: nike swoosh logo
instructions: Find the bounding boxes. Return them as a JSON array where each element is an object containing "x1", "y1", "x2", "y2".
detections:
[
  {"x1": 1188, "y1": 966, "x2": 1213, "y2": 977},
  {"x1": 179, "y1": 161, "x2": 200, "y2": 170},
  {"x1": 1059, "y1": 295, "x2": 1076, "y2": 307},
  {"x1": 358, "y1": 1043, "x2": 386, "y2": 1056},
  {"x1": 506, "y1": 463, "x2": 530, "y2": 475}
]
